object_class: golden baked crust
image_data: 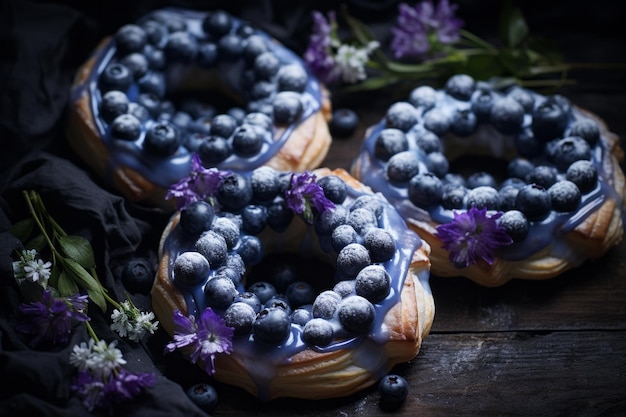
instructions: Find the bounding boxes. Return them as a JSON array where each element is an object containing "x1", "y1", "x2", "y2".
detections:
[
  {"x1": 151, "y1": 168, "x2": 434, "y2": 400},
  {"x1": 66, "y1": 36, "x2": 332, "y2": 208}
]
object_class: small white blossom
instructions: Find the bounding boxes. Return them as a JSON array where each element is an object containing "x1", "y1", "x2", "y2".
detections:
[
  {"x1": 13, "y1": 249, "x2": 51, "y2": 287},
  {"x1": 334, "y1": 41, "x2": 379, "y2": 84},
  {"x1": 69, "y1": 339, "x2": 97, "y2": 371},
  {"x1": 91, "y1": 340, "x2": 126, "y2": 378},
  {"x1": 110, "y1": 300, "x2": 159, "y2": 342}
]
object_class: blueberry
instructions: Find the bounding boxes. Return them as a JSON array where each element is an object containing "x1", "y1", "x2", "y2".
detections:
[
  {"x1": 143, "y1": 122, "x2": 181, "y2": 156},
  {"x1": 182, "y1": 99, "x2": 216, "y2": 120},
  {"x1": 548, "y1": 136, "x2": 591, "y2": 172},
  {"x1": 385, "y1": 102, "x2": 417, "y2": 132},
  {"x1": 425, "y1": 152, "x2": 449, "y2": 178},
  {"x1": 217, "y1": 33, "x2": 245, "y2": 60},
  {"x1": 237, "y1": 235, "x2": 263, "y2": 266},
  {"x1": 136, "y1": 92, "x2": 161, "y2": 118},
  {"x1": 273, "y1": 92, "x2": 303, "y2": 125},
  {"x1": 507, "y1": 158, "x2": 535, "y2": 180},
  {"x1": 470, "y1": 87, "x2": 496, "y2": 122},
  {"x1": 217, "y1": 173, "x2": 253, "y2": 211},
  {"x1": 173, "y1": 251, "x2": 210, "y2": 287},
  {"x1": 337, "y1": 295, "x2": 375, "y2": 334},
  {"x1": 350, "y1": 195, "x2": 384, "y2": 219},
  {"x1": 498, "y1": 185, "x2": 520, "y2": 211},
  {"x1": 141, "y1": 20, "x2": 167, "y2": 46},
  {"x1": 525, "y1": 165, "x2": 557, "y2": 189},
  {"x1": 254, "y1": 51, "x2": 281, "y2": 80},
  {"x1": 363, "y1": 228, "x2": 395, "y2": 263},
  {"x1": 374, "y1": 128, "x2": 409, "y2": 161},
  {"x1": 121, "y1": 258, "x2": 154, "y2": 294},
  {"x1": 331, "y1": 224, "x2": 359, "y2": 253},
  {"x1": 195, "y1": 230, "x2": 228, "y2": 268},
  {"x1": 333, "y1": 280, "x2": 356, "y2": 298},
  {"x1": 507, "y1": 86, "x2": 535, "y2": 113},
  {"x1": 268, "y1": 260, "x2": 298, "y2": 293},
  {"x1": 408, "y1": 173, "x2": 443, "y2": 208},
  {"x1": 548, "y1": 180, "x2": 581, "y2": 212},
  {"x1": 312, "y1": 290, "x2": 342, "y2": 319},
  {"x1": 100, "y1": 63, "x2": 133, "y2": 93},
  {"x1": 532, "y1": 96, "x2": 569, "y2": 141},
  {"x1": 285, "y1": 281, "x2": 316, "y2": 307},
  {"x1": 202, "y1": 9, "x2": 233, "y2": 37},
  {"x1": 449, "y1": 108, "x2": 477, "y2": 136},
  {"x1": 144, "y1": 47, "x2": 165, "y2": 70},
  {"x1": 336, "y1": 243, "x2": 371, "y2": 279},
  {"x1": 514, "y1": 129, "x2": 544, "y2": 158},
  {"x1": 232, "y1": 124, "x2": 265, "y2": 156},
  {"x1": 210, "y1": 114, "x2": 238, "y2": 138},
  {"x1": 441, "y1": 185, "x2": 467, "y2": 209},
  {"x1": 234, "y1": 291, "x2": 262, "y2": 313},
  {"x1": 253, "y1": 307, "x2": 291, "y2": 344},
  {"x1": 515, "y1": 184, "x2": 552, "y2": 221},
  {"x1": 346, "y1": 208, "x2": 378, "y2": 235},
  {"x1": 414, "y1": 130, "x2": 442, "y2": 153},
  {"x1": 330, "y1": 108, "x2": 359, "y2": 138},
  {"x1": 423, "y1": 108, "x2": 450, "y2": 136},
  {"x1": 264, "y1": 294, "x2": 292, "y2": 315},
  {"x1": 228, "y1": 107, "x2": 247, "y2": 124},
  {"x1": 378, "y1": 374, "x2": 409, "y2": 410},
  {"x1": 250, "y1": 80, "x2": 275, "y2": 100},
  {"x1": 266, "y1": 197, "x2": 294, "y2": 232},
  {"x1": 120, "y1": 52, "x2": 149, "y2": 80},
  {"x1": 109, "y1": 114, "x2": 141, "y2": 141},
  {"x1": 197, "y1": 41, "x2": 219, "y2": 67},
  {"x1": 224, "y1": 302, "x2": 256, "y2": 336},
  {"x1": 186, "y1": 383, "x2": 218, "y2": 413},
  {"x1": 128, "y1": 102, "x2": 150, "y2": 123},
  {"x1": 114, "y1": 24, "x2": 147, "y2": 54},
  {"x1": 180, "y1": 200, "x2": 215, "y2": 239},
  {"x1": 408, "y1": 85, "x2": 437, "y2": 110},
  {"x1": 466, "y1": 186, "x2": 501, "y2": 210},
  {"x1": 276, "y1": 64, "x2": 308, "y2": 92},
  {"x1": 241, "y1": 204, "x2": 268, "y2": 234},
  {"x1": 497, "y1": 209, "x2": 529, "y2": 242},
  {"x1": 566, "y1": 160, "x2": 598, "y2": 193},
  {"x1": 138, "y1": 72, "x2": 166, "y2": 97},
  {"x1": 99, "y1": 90, "x2": 129, "y2": 123},
  {"x1": 490, "y1": 96, "x2": 524, "y2": 134},
  {"x1": 386, "y1": 151, "x2": 420, "y2": 183},
  {"x1": 251, "y1": 166, "x2": 281, "y2": 204},
  {"x1": 445, "y1": 74, "x2": 475, "y2": 101},
  {"x1": 314, "y1": 205, "x2": 349, "y2": 236},
  {"x1": 198, "y1": 135, "x2": 232, "y2": 163},
  {"x1": 242, "y1": 35, "x2": 269, "y2": 63},
  {"x1": 243, "y1": 111, "x2": 273, "y2": 130},
  {"x1": 247, "y1": 281, "x2": 276, "y2": 304},
  {"x1": 291, "y1": 305, "x2": 313, "y2": 326},
  {"x1": 204, "y1": 274, "x2": 237, "y2": 309},
  {"x1": 189, "y1": 115, "x2": 213, "y2": 135},
  {"x1": 467, "y1": 171, "x2": 497, "y2": 189},
  {"x1": 355, "y1": 265, "x2": 390, "y2": 302},
  {"x1": 567, "y1": 119, "x2": 600, "y2": 146},
  {"x1": 318, "y1": 175, "x2": 347, "y2": 204},
  {"x1": 302, "y1": 318, "x2": 334, "y2": 347},
  {"x1": 211, "y1": 216, "x2": 240, "y2": 249},
  {"x1": 443, "y1": 173, "x2": 466, "y2": 188}
]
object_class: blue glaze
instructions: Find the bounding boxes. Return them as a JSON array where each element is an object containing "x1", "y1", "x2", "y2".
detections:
[
  {"x1": 352, "y1": 86, "x2": 625, "y2": 263},
  {"x1": 75, "y1": 8, "x2": 324, "y2": 189}
]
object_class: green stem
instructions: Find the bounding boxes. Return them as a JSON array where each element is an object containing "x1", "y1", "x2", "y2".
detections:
[{"x1": 85, "y1": 320, "x2": 100, "y2": 342}]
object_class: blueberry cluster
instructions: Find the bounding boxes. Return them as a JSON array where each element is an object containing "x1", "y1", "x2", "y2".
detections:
[
  {"x1": 96, "y1": 9, "x2": 313, "y2": 163},
  {"x1": 374, "y1": 74, "x2": 602, "y2": 241},
  {"x1": 169, "y1": 168, "x2": 399, "y2": 348}
]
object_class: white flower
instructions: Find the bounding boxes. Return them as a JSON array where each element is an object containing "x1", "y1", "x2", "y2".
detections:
[
  {"x1": 91, "y1": 340, "x2": 126, "y2": 378},
  {"x1": 110, "y1": 300, "x2": 159, "y2": 342},
  {"x1": 23, "y1": 258, "x2": 52, "y2": 284},
  {"x1": 69, "y1": 339, "x2": 97, "y2": 371},
  {"x1": 334, "y1": 41, "x2": 379, "y2": 84},
  {"x1": 110, "y1": 306, "x2": 132, "y2": 339}
]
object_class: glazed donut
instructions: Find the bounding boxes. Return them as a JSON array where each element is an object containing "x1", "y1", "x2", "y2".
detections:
[
  {"x1": 351, "y1": 74, "x2": 625, "y2": 287},
  {"x1": 151, "y1": 166, "x2": 434, "y2": 400},
  {"x1": 66, "y1": 8, "x2": 332, "y2": 208}
]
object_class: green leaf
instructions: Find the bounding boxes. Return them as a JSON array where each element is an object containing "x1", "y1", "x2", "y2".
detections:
[
  {"x1": 11, "y1": 218, "x2": 34, "y2": 242},
  {"x1": 57, "y1": 268, "x2": 80, "y2": 297},
  {"x1": 499, "y1": 1, "x2": 529, "y2": 49},
  {"x1": 61, "y1": 257, "x2": 107, "y2": 312},
  {"x1": 58, "y1": 235, "x2": 96, "y2": 269},
  {"x1": 24, "y1": 233, "x2": 47, "y2": 252}
]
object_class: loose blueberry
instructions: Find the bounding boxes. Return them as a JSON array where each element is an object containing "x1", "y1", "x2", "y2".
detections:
[
  {"x1": 224, "y1": 302, "x2": 256, "y2": 336},
  {"x1": 548, "y1": 180, "x2": 581, "y2": 212},
  {"x1": 355, "y1": 265, "x2": 391, "y2": 302},
  {"x1": 303, "y1": 318, "x2": 334, "y2": 347},
  {"x1": 253, "y1": 307, "x2": 291, "y2": 345},
  {"x1": 204, "y1": 274, "x2": 237, "y2": 309},
  {"x1": 566, "y1": 160, "x2": 598, "y2": 193},
  {"x1": 445, "y1": 74, "x2": 475, "y2": 101},
  {"x1": 180, "y1": 200, "x2": 215, "y2": 239},
  {"x1": 143, "y1": 122, "x2": 181, "y2": 156},
  {"x1": 378, "y1": 374, "x2": 409, "y2": 410},
  {"x1": 515, "y1": 184, "x2": 552, "y2": 221},
  {"x1": 330, "y1": 108, "x2": 359, "y2": 138},
  {"x1": 173, "y1": 251, "x2": 210, "y2": 287},
  {"x1": 121, "y1": 257, "x2": 154, "y2": 294},
  {"x1": 312, "y1": 290, "x2": 342, "y2": 319},
  {"x1": 386, "y1": 151, "x2": 420, "y2": 183},
  {"x1": 337, "y1": 295, "x2": 375, "y2": 334},
  {"x1": 186, "y1": 383, "x2": 218, "y2": 413},
  {"x1": 408, "y1": 173, "x2": 443, "y2": 208},
  {"x1": 385, "y1": 102, "x2": 418, "y2": 132},
  {"x1": 497, "y1": 210, "x2": 529, "y2": 242}
]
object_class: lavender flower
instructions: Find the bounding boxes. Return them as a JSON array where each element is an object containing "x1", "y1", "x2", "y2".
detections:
[
  {"x1": 70, "y1": 339, "x2": 155, "y2": 412},
  {"x1": 435, "y1": 207, "x2": 513, "y2": 268},
  {"x1": 285, "y1": 172, "x2": 335, "y2": 224},
  {"x1": 16, "y1": 289, "x2": 89, "y2": 347},
  {"x1": 391, "y1": 0, "x2": 464, "y2": 59},
  {"x1": 165, "y1": 153, "x2": 231, "y2": 210},
  {"x1": 110, "y1": 299, "x2": 159, "y2": 342},
  {"x1": 165, "y1": 308, "x2": 234, "y2": 375}
]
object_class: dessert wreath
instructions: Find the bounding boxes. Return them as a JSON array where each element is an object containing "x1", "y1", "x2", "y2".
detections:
[
  {"x1": 351, "y1": 73, "x2": 625, "y2": 287},
  {"x1": 151, "y1": 161, "x2": 434, "y2": 400},
  {"x1": 66, "y1": 8, "x2": 332, "y2": 208}
]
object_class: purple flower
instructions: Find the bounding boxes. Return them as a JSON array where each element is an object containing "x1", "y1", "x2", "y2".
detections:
[
  {"x1": 16, "y1": 290, "x2": 90, "y2": 347},
  {"x1": 435, "y1": 207, "x2": 513, "y2": 268},
  {"x1": 285, "y1": 172, "x2": 335, "y2": 224},
  {"x1": 72, "y1": 370, "x2": 105, "y2": 412},
  {"x1": 304, "y1": 11, "x2": 340, "y2": 85},
  {"x1": 165, "y1": 153, "x2": 230, "y2": 210},
  {"x1": 165, "y1": 308, "x2": 234, "y2": 375},
  {"x1": 391, "y1": 0, "x2": 464, "y2": 59}
]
